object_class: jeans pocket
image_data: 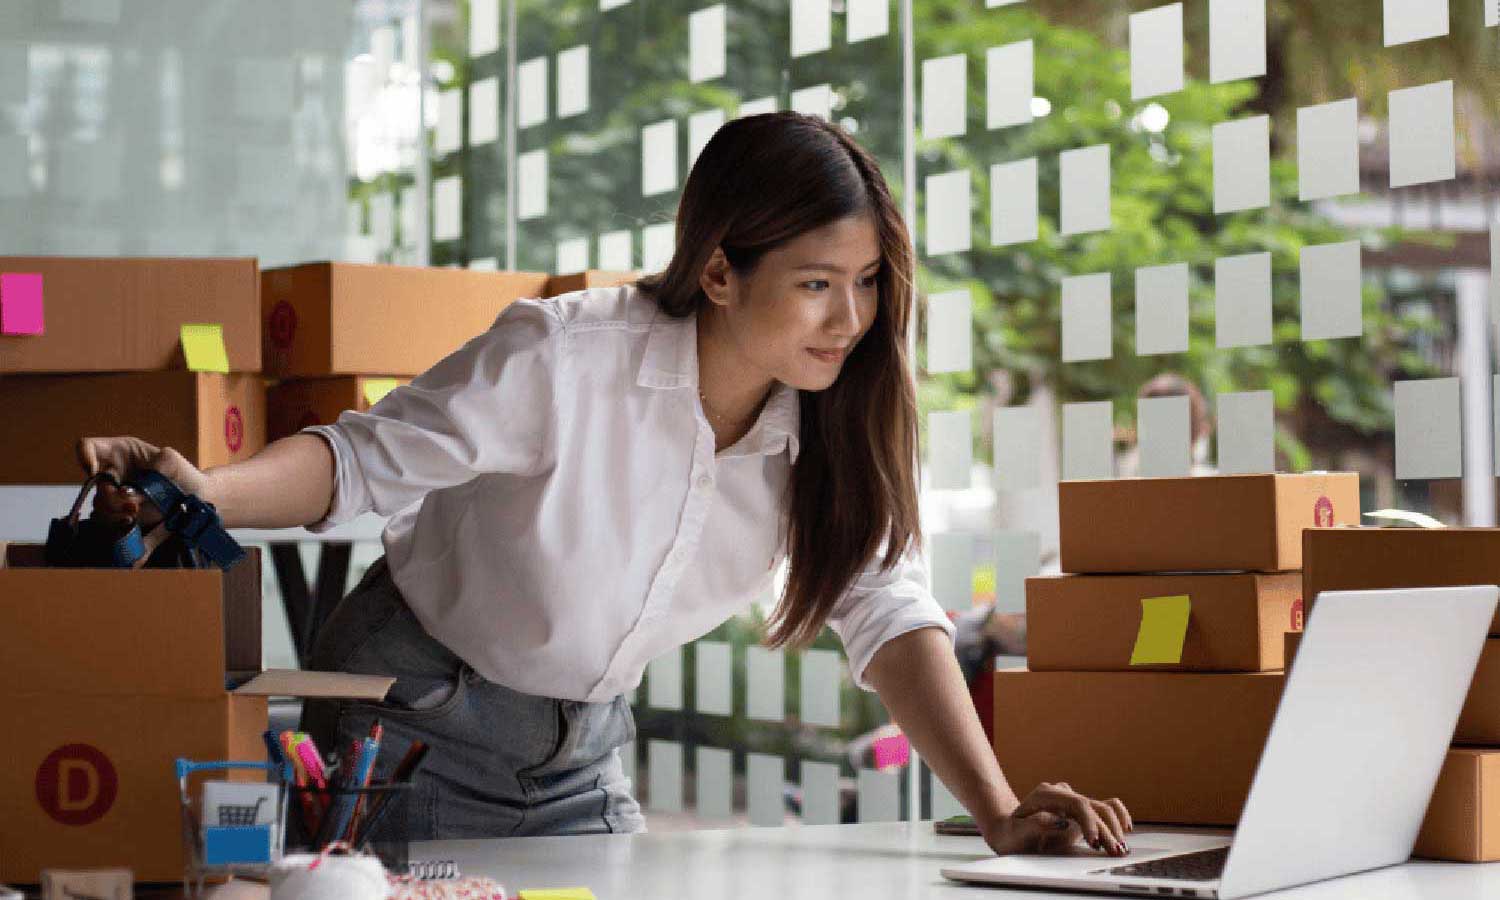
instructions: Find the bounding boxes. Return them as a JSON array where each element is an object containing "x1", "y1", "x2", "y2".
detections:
[{"x1": 345, "y1": 662, "x2": 474, "y2": 723}]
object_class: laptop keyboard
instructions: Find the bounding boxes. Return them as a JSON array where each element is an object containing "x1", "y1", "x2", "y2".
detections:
[{"x1": 1098, "y1": 846, "x2": 1229, "y2": 882}]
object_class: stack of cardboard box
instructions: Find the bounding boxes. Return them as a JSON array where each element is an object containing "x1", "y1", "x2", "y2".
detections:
[
  {"x1": 994, "y1": 473, "x2": 1361, "y2": 826},
  {"x1": 0, "y1": 257, "x2": 268, "y2": 484}
]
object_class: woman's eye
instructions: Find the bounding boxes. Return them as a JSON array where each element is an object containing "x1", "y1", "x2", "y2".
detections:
[
  {"x1": 802, "y1": 280, "x2": 830, "y2": 291},
  {"x1": 859, "y1": 274, "x2": 878, "y2": 288}
]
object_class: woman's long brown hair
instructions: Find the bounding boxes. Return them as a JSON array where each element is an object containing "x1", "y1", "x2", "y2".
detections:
[{"x1": 637, "y1": 111, "x2": 920, "y2": 649}]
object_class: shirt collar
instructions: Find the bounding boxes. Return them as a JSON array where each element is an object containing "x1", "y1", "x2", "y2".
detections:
[{"x1": 637, "y1": 304, "x2": 802, "y2": 464}]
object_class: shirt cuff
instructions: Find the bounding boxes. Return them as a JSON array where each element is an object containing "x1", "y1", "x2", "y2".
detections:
[{"x1": 300, "y1": 422, "x2": 361, "y2": 533}]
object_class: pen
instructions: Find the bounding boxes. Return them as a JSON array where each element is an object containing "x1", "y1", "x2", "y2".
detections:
[{"x1": 353, "y1": 741, "x2": 427, "y2": 849}]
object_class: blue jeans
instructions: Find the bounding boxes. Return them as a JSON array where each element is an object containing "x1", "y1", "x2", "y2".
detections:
[{"x1": 300, "y1": 555, "x2": 645, "y2": 840}]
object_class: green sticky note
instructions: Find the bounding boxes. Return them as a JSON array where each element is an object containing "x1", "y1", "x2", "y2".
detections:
[
  {"x1": 1130, "y1": 594, "x2": 1191, "y2": 665},
  {"x1": 180, "y1": 323, "x2": 230, "y2": 373},
  {"x1": 518, "y1": 890, "x2": 596, "y2": 900},
  {"x1": 362, "y1": 377, "x2": 400, "y2": 406}
]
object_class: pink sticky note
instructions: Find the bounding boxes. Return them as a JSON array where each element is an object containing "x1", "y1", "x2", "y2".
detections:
[
  {"x1": 871, "y1": 733, "x2": 910, "y2": 770},
  {"x1": 0, "y1": 272, "x2": 44, "y2": 335}
]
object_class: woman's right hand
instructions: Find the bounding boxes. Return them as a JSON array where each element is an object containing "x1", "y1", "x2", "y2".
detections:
[
  {"x1": 982, "y1": 781, "x2": 1134, "y2": 857},
  {"x1": 76, "y1": 436, "x2": 212, "y2": 530}
]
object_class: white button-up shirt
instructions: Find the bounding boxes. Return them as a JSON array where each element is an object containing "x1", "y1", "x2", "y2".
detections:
[{"x1": 304, "y1": 284, "x2": 953, "y2": 702}]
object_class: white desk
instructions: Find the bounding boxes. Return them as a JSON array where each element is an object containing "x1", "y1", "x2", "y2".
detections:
[{"x1": 412, "y1": 822, "x2": 1500, "y2": 898}]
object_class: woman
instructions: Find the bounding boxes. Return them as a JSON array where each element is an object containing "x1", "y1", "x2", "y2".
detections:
[{"x1": 81, "y1": 112, "x2": 1132, "y2": 856}]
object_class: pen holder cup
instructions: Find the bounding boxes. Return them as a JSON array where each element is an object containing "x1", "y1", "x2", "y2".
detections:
[{"x1": 287, "y1": 782, "x2": 413, "y2": 871}]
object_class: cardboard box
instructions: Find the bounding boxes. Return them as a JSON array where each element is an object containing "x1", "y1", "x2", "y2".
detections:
[
  {"x1": 267, "y1": 375, "x2": 412, "y2": 441},
  {"x1": 1058, "y1": 473, "x2": 1361, "y2": 574},
  {"x1": 0, "y1": 371, "x2": 266, "y2": 485},
  {"x1": 993, "y1": 668, "x2": 1285, "y2": 825},
  {"x1": 262, "y1": 262, "x2": 549, "y2": 377},
  {"x1": 1026, "y1": 572, "x2": 1303, "y2": 672},
  {"x1": 1305, "y1": 528, "x2": 1500, "y2": 635},
  {"x1": 0, "y1": 551, "x2": 392, "y2": 883},
  {"x1": 1415, "y1": 749, "x2": 1500, "y2": 862},
  {"x1": 543, "y1": 270, "x2": 638, "y2": 297},
  {"x1": 0, "y1": 257, "x2": 261, "y2": 373}
]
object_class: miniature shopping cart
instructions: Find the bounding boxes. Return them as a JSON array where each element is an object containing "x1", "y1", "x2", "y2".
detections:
[{"x1": 175, "y1": 758, "x2": 292, "y2": 897}]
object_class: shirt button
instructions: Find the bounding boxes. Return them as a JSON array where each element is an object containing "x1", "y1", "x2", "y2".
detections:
[{"x1": 697, "y1": 474, "x2": 712, "y2": 490}]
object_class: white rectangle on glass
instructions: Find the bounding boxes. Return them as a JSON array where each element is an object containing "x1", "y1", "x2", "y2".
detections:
[
  {"x1": 517, "y1": 56, "x2": 549, "y2": 129},
  {"x1": 739, "y1": 96, "x2": 778, "y2": 117},
  {"x1": 929, "y1": 531, "x2": 974, "y2": 613},
  {"x1": 747, "y1": 753, "x2": 784, "y2": 826},
  {"x1": 432, "y1": 175, "x2": 462, "y2": 242},
  {"x1": 647, "y1": 740, "x2": 683, "y2": 812},
  {"x1": 1384, "y1": 0, "x2": 1449, "y2": 46},
  {"x1": 799, "y1": 649, "x2": 842, "y2": 727},
  {"x1": 557, "y1": 45, "x2": 591, "y2": 118},
  {"x1": 925, "y1": 170, "x2": 972, "y2": 256},
  {"x1": 370, "y1": 193, "x2": 394, "y2": 247},
  {"x1": 857, "y1": 769, "x2": 900, "y2": 822},
  {"x1": 696, "y1": 747, "x2": 733, "y2": 820},
  {"x1": 1215, "y1": 251, "x2": 1273, "y2": 348},
  {"x1": 1394, "y1": 377, "x2": 1462, "y2": 480},
  {"x1": 1138, "y1": 395, "x2": 1191, "y2": 478},
  {"x1": 599, "y1": 230, "x2": 633, "y2": 271},
  {"x1": 1061, "y1": 272, "x2": 1112, "y2": 362},
  {"x1": 791, "y1": 0, "x2": 832, "y2": 57},
  {"x1": 1063, "y1": 401, "x2": 1114, "y2": 480},
  {"x1": 1209, "y1": 0, "x2": 1266, "y2": 83},
  {"x1": 922, "y1": 54, "x2": 967, "y2": 140},
  {"x1": 517, "y1": 149, "x2": 548, "y2": 221},
  {"x1": 1489, "y1": 0, "x2": 1499, "y2": 27},
  {"x1": 1060, "y1": 144, "x2": 1111, "y2": 235},
  {"x1": 790, "y1": 84, "x2": 833, "y2": 121},
  {"x1": 1213, "y1": 115, "x2": 1270, "y2": 213},
  {"x1": 556, "y1": 237, "x2": 589, "y2": 275},
  {"x1": 746, "y1": 646, "x2": 785, "y2": 722},
  {"x1": 993, "y1": 530, "x2": 1040, "y2": 613},
  {"x1": 690, "y1": 5, "x2": 727, "y2": 83},
  {"x1": 435, "y1": 88, "x2": 462, "y2": 157},
  {"x1": 926, "y1": 289, "x2": 972, "y2": 374},
  {"x1": 1129, "y1": 4, "x2": 1184, "y2": 100},
  {"x1": 801, "y1": 761, "x2": 841, "y2": 825},
  {"x1": 1135, "y1": 262, "x2": 1189, "y2": 355},
  {"x1": 930, "y1": 769, "x2": 966, "y2": 820},
  {"x1": 929, "y1": 409, "x2": 973, "y2": 490},
  {"x1": 695, "y1": 640, "x2": 732, "y2": 715},
  {"x1": 470, "y1": 0, "x2": 500, "y2": 56},
  {"x1": 1300, "y1": 239, "x2": 1363, "y2": 340},
  {"x1": 647, "y1": 646, "x2": 683, "y2": 710},
  {"x1": 1389, "y1": 80, "x2": 1455, "y2": 188},
  {"x1": 469, "y1": 77, "x2": 500, "y2": 146},
  {"x1": 987, "y1": 41, "x2": 1033, "y2": 130},
  {"x1": 1297, "y1": 98, "x2": 1358, "y2": 201},
  {"x1": 689, "y1": 108, "x2": 726, "y2": 167},
  {"x1": 990, "y1": 157, "x2": 1039, "y2": 246},
  {"x1": 993, "y1": 405, "x2": 1042, "y2": 492},
  {"x1": 643, "y1": 222, "x2": 676, "y2": 272},
  {"x1": 847, "y1": 0, "x2": 890, "y2": 42},
  {"x1": 642, "y1": 119, "x2": 679, "y2": 196},
  {"x1": 1217, "y1": 389, "x2": 1275, "y2": 475}
]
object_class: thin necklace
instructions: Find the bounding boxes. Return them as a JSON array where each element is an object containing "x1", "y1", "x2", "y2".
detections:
[{"x1": 698, "y1": 386, "x2": 751, "y2": 428}]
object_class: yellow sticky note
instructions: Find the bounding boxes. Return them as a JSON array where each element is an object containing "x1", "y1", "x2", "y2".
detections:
[
  {"x1": 180, "y1": 323, "x2": 230, "y2": 373},
  {"x1": 518, "y1": 890, "x2": 596, "y2": 900},
  {"x1": 362, "y1": 377, "x2": 400, "y2": 407},
  {"x1": 1130, "y1": 594, "x2": 1191, "y2": 666}
]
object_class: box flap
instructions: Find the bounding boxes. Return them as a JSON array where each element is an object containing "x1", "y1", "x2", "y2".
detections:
[{"x1": 231, "y1": 670, "x2": 393, "y2": 700}]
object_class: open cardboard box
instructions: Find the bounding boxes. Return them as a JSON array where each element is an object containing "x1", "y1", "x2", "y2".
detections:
[{"x1": 0, "y1": 544, "x2": 393, "y2": 883}]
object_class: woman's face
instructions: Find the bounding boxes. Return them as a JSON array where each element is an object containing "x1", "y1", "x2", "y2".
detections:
[{"x1": 711, "y1": 213, "x2": 881, "y2": 392}]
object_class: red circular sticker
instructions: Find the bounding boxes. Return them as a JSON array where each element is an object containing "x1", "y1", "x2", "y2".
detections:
[
  {"x1": 1291, "y1": 597, "x2": 1305, "y2": 631},
  {"x1": 35, "y1": 743, "x2": 118, "y2": 826},
  {"x1": 269, "y1": 300, "x2": 297, "y2": 349},
  {"x1": 224, "y1": 405, "x2": 244, "y2": 453},
  {"x1": 1313, "y1": 495, "x2": 1334, "y2": 528}
]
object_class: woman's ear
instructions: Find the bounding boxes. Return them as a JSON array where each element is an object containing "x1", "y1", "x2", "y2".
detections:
[{"x1": 699, "y1": 247, "x2": 734, "y2": 308}]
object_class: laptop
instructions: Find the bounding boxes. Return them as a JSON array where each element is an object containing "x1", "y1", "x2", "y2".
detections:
[{"x1": 942, "y1": 584, "x2": 1499, "y2": 900}]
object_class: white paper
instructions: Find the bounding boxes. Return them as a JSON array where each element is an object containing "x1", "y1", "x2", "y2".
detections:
[
  {"x1": 469, "y1": 0, "x2": 500, "y2": 56},
  {"x1": 690, "y1": 5, "x2": 727, "y2": 83},
  {"x1": 993, "y1": 405, "x2": 1042, "y2": 492},
  {"x1": 1129, "y1": 4, "x2": 1184, "y2": 100},
  {"x1": 799, "y1": 649, "x2": 841, "y2": 727},
  {"x1": 924, "y1": 169, "x2": 972, "y2": 256},
  {"x1": 1063, "y1": 401, "x2": 1115, "y2": 480},
  {"x1": 642, "y1": 222, "x2": 675, "y2": 271},
  {"x1": 647, "y1": 646, "x2": 683, "y2": 710},
  {"x1": 600, "y1": 229, "x2": 634, "y2": 271},
  {"x1": 926, "y1": 289, "x2": 972, "y2": 374},
  {"x1": 1059, "y1": 144, "x2": 1110, "y2": 235},
  {"x1": 1300, "y1": 239, "x2": 1363, "y2": 340},
  {"x1": 694, "y1": 641, "x2": 733, "y2": 715},
  {"x1": 647, "y1": 740, "x2": 683, "y2": 812},
  {"x1": 517, "y1": 56, "x2": 549, "y2": 129},
  {"x1": 234, "y1": 58, "x2": 294, "y2": 122},
  {"x1": 1215, "y1": 251, "x2": 1273, "y2": 348},
  {"x1": 738, "y1": 96, "x2": 778, "y2": 117},
  {"x1": 930, "y1": 769, "x2": 966, "y2": 820},
  {"x1": 987, "y1": 41, "x2": 1033, "y2": 130},
  {"x1": 922, "y1": 54, "x2": 967, "y2": 140},
  {"x1": 857, "y1": 769, "x2": 900, "y2": 822},
  {"x1": 1297, "y1": 98, "x2": 1358, "y2": 201},
  {"x1": 369, "y1": 192, "x2": 394, "y2": 248},
  {"x1": 747, "y1": 753, "x2": 784, "y2": 826},
  {"x1": 1395, "y1": 377, "x2": 1462, "y2": 479},
  {"x1": 801, "y1": 761, "x2": 841, "y2": 825},
  {"x1": 847, "y1": 0, "x2": 890, "y2": 43},
  {"x1": 1213, "y1": 115, "x2": 1270, "y2": 213},
  {"x1": 1061, "y1": 272, "x2": 1112, "y2": 362},
  {"x1": 557, "y1": 45, "x2": 590, "y2": 118},
  {"x1": 432, "y1": 175, "x2": 461, "y2": 241},
  {"x1": 929, "y1": 409, "x2": 973, "y2": 490},
  {"x1": 1385, "y1": 0, "x2": 1449, "y2": 46},
  {"x1": 1209, "y1": 0, "x2": 1266, "y2": 83},
  {"x1": 1217, "y1": 390, "x2": 1275, "y2": 474},
  {"x1": 1135, "y1": 262, "x2": 1189, "y2": 356},
  {"x1": 696, "y1": 747, "x2": 733, "y2": 820},
  {"x1": 790, "y1": 83, "x2": 833, "y2": 121},
  {"x1": 468, "y1": 76, "x2": 500, "y2": 146},
  {"x1": 517, "y1": 149, "x2": 548, "y2": 221},
  {"x1": 556, "y1": 237, "x2": 589, "y2": 274},
  {"x1": 993, "y1": 530, "x2": 1040, "y2": 613},
  {"x1": 1138, "y1": 395, "x2": 1191, "y2": 477},
  {"x1": 434, "y1": 88, "x2": 462, "y2": 157},
  {"x1": 1389, "y1": 80, "x2": 1455, "y2": 188},
  {"x1": 203, "y1": 782, "x2": 279, "y2": 827},
  {"x1": 642, "y1": 119, "x2": 678, "y2": 196},
  {"x1": 990, "y1": 157, "x2": 1038, "y2": 246},
  {"x1": 930, "y1": 531, "x2": 974, "y2": 613},
  {"x1": 746, "y1": 646, "x2": 785, "y2": 722},
  {"x1": 689, "y1": 108, "x2": 726, "y2": 166},
  {"x1": 791, "y1": 0, "x2": 832, "y2": 58}
]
